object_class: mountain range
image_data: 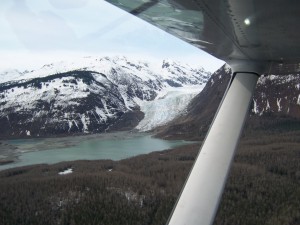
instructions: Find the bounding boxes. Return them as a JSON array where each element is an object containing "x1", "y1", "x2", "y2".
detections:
[
  {"x1": 1, "y1": 56, "x2": 299, "y2": 140},
  {"x1": 0, "y1": 56, "x2": 210, "y2": 139}
]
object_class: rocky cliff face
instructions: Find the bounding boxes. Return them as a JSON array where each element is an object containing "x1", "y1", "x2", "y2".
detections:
[
  {"x1": 0, "y1": 56, "x2": 211, "y2": 139},
  {"x1": 252, "y1": 75, "x2": 300, "y2": 117},
  {"x1": 246, "y1": 73, "x2": 300, "y2": 132},
  {"x1": 155, "y1": 65, "x2": 300, "y2": 140},
  {"x1": 154, "y1": 65, "x2": 231, "y2": 140}
]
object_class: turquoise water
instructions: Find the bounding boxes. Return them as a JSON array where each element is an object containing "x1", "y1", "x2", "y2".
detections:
[{"x1": 0, "y1": 133, "x2": 192, "y2": 170}]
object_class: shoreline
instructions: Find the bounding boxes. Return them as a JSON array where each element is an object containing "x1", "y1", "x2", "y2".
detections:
[
  {"x1": 0, "y1": 142, "x2": 199, "y2": 173},
  {"x1": 0, "y1": 131, "x2": 150, "y2": 166},
  {"x1": 0, "y1": 131, "x2": 195, "y2": 170}
]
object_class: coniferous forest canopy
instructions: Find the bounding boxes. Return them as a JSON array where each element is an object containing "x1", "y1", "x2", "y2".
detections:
[
  {"x1": 1, "y1": 122, "x2": 300, "y2": 225},
  {"x1": 1, "y1": 61, "x2": 300, "y2": 225}
]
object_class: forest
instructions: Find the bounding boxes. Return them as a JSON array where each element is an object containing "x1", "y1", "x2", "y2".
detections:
[{"x1": 0, "y1": 122, "x2": 300, "y2": 225}]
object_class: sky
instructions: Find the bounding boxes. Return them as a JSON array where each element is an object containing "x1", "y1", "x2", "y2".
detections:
[{"x1": 0, "y1": 0, "x2": 224, "y2": 72}]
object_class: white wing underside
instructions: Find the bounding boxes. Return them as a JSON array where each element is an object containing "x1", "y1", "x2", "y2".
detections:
[{"x1": 105, "y1": 0, "x2": 300, "y2": 74}]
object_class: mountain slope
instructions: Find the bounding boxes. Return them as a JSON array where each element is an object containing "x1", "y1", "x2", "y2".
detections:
[
  {"x1": 154, "y1": 65, "x2": 231, "y2": 140},
  {"x1": 0, "y1": 70, "x2": 135, "y2": 137},
  {"x1": 155, "y1": 65, "x2": 300, "y2": 140},
  {"x1": 246, "y1": 74, "x2": 300, "y2": 132},
  {"x1": 252, "y1": 74, "x2": 300, "y2": 117},
  {"x1": 0, "y1": 56, "x2": 211, "y2": 139}
]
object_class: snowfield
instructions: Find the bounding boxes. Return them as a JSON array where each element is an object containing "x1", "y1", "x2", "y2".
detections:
[{"x1": 0, "y1": 56, "x2": 209, "y2": 85}]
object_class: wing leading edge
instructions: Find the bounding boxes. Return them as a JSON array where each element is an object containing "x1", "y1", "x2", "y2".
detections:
[{"x1": 105, "y1": 0, "x2": 300, "y2": 74}]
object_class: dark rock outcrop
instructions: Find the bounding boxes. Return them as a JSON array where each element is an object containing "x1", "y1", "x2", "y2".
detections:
[{"x1": 155, "y1": 65, "x2": 300, "y2": 140}]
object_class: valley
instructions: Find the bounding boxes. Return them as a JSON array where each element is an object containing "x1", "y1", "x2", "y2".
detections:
[
  {"x1": 0, "y1": 129, "x2": 299, "y2": 225},
  {"x1": 0, "y1": 57, "x2": 300, "y2": 225},
  {"x1": 0, "y1": 56, "x2": 210, "y2": 139}
]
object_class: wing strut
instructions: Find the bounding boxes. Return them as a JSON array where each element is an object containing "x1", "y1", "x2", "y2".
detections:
[{"x1": 168, "y1": 72, "x2": 259, "y2": 225}]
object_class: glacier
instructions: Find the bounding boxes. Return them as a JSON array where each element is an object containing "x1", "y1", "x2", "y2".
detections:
[
  {"x1": 135, "y1": 85, "x2": 204, "y2": 131},
  {"x1": 0, "y1": 56, "x2": 211, "y2": 138}
]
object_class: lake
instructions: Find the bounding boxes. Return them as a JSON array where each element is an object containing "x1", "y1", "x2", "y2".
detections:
[{"x1": 0, "y1": 132, "x2": 193, "y2": 171}]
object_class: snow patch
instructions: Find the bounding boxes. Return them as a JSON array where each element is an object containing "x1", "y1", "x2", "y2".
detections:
[
  {"x1": 297, "y1": 94, "x2": 300, "y2": 105},
  {"x1": 277, "y1": 98, "x2": 282, "y2": 111},
  {"x1": 224, "y1": 64, "x2": 231, "y2": 73},
  {"x1": 58, "y1": 168, "x2": 73, "y2": 175},
  {"x1": 68, "y1": 121, "x2": 73, "y2": 132},
  {"x1": 95, "y1": 107, "x2": 108, "y2": 122},
  {"x1": 80, "y1": 114, "x2": 89, "y2": 133},
  {"x1": 266, "y1": 100, "x2": 270, "y2": 110},
  {"x1": 259, "y1": 109, "x2": 264, "y2": 116},
  {"x1": 73, "y1": 120, "x2": 79, "y2": 130},
  {"x1": 253, "y1": 99, "x2": 259, "y2": 114}
]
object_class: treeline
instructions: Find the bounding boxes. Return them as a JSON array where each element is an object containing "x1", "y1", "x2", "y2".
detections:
[{"x1": 1, "y1": 130, "x2": 300, "y2": 225}]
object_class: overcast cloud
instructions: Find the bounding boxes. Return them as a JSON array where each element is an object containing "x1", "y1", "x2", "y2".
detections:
[{"x1": 0, "y1": 0, "x2": 224, "y2": 72}]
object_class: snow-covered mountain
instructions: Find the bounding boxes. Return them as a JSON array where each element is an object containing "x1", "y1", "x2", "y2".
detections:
[
  {"x1": 0, "y1": 56, "x2": 211, "y2": 138},
  {"x1": 0, "y1": 56, "x2": 209, "y2": 86}
]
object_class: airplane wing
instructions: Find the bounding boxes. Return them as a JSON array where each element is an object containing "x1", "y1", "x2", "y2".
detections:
[
  {"x1": 104, "y1": 1, "x2": 300, "y2": 224},
  {"x1": 105, "y1": 0, "x2": 300, "y2": 74}
]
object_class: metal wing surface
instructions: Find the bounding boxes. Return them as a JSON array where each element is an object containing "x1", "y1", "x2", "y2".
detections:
[{"x1": 105, "y1": 0, "x2": 300, "y2": 74}]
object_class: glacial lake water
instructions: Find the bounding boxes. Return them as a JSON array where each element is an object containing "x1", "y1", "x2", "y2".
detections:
[{"x1": 0, "y1": 132, "x2": 193, "y2": 171}]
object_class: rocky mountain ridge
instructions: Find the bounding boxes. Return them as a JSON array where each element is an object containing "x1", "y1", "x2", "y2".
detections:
[
  {"x1": 0, "y1": 56, "x2": 211, "y2": 139},
  {"x1": 155, "y1": 65, "x2": 300, "y2": 140}
]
